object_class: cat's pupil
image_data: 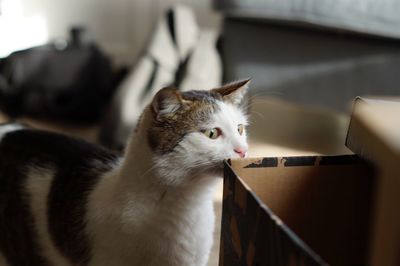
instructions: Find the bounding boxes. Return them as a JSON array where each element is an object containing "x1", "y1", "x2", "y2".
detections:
[
  {"x1": 209, "y1": 128, "x2": 219, "y2": 139},
  {"x1": 202, "y1": 128, "x2": 221, "y2": 139},
  {"x1": 210, "y1": 130, "x2": 215, "y2": 138},
  {"x1": 238, "y1": 124, "x2": 244, "y2": 135}
]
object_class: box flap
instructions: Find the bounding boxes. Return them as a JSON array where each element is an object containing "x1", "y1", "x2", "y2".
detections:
[{"x1": 346, "y1": 96, "x2": 400, "y2": 166}]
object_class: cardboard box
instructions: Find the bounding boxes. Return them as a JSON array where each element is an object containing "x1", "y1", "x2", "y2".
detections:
[
  {"x1": 219, "y1": 97, "x2": 400, "y2": 266},
  {"x1": 220, "y1": 155, "x2": 376, "y2": 266},
  {"x1": 346, "y1": 97, "x2": 400, "y2": 266}
]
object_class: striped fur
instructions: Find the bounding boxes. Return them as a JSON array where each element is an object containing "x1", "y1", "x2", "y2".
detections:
[{"x1": 0, "y1": 80, "x2": 249, "y2": 266}]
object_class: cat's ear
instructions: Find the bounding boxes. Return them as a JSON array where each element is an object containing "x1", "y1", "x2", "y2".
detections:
[
  {"x1": 213, "y1": 78, "x2": 250, "y2": 106},
  {"x1": 151, "y1": 87, "x2": 184, "y2": 118}
]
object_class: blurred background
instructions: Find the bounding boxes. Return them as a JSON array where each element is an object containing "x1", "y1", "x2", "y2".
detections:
[
  {"x1": 1, "y1": 0, "x2": 400, "y2": 265},
  {"x1": 1, "y1": 0, "x2": 400, "y2": 155},
  {"x1": 0, "y1": 0, "x2": 221, "y2": 63}
]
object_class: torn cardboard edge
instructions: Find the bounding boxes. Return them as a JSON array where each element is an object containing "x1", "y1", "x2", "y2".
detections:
[{"x1": 229, "y1": 154, "x2": 363, "y2": 169}]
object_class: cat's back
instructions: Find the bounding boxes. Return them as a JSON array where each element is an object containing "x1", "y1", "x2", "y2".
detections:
[
  {"x1": 0, "y1": 123, "x2": 119, "y2": 266},
  {"x1": 0, "y1": 123, "x2": 117, "y2": 164}
]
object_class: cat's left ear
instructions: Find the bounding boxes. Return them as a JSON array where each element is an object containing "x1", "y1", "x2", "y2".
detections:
[
  {"x1": 151, "y1": 87, "x2": 185, "y2": 119},
  {"x1": 213, "y1": 78, "x2": 250, "y2": 106}
]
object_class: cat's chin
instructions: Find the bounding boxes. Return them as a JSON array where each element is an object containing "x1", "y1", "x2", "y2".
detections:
[
  {"x1": 189, "y1": 163, "x2": 223, "y2": 178},
  {"x1": 210, "y1": 168, "x2": 223, "y2": 178},
  {"x1": 204, "y1": 163, "x2": 224, "y2": 177}
]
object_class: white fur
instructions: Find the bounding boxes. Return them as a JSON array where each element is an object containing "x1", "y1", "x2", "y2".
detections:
[
  {"x1": 0, "y1": 124, "x2": 24, "y2": 142},
  {"x1": 24, "y1": 166, "x2": 70, "y2": 266}
]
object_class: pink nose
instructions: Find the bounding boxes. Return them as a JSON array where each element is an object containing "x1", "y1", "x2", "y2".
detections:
[{"x1": 234, "y1": 148, "x2": 247, "y2": 158}]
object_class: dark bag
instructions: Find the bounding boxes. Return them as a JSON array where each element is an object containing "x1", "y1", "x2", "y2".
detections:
[{"x1": 0, "y1": 28, "x2": 120, "y2": 123}]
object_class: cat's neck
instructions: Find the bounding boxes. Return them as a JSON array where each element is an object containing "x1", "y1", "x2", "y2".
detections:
[{"x1": 119, "y1": 114, "x2": 155, "y2": 187}]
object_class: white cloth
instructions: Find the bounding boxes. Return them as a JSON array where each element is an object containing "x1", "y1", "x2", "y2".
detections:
[{"x1": 101, "y1": 5, "x2": 222, "y2": 149}]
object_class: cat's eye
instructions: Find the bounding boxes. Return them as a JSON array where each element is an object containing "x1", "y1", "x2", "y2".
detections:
[
  {"x1": 238, "y1": 124, "x2": 245, "y2": 135},
  {"x1": 202, "y1": 128, "x2": 222, "y2": 139}
]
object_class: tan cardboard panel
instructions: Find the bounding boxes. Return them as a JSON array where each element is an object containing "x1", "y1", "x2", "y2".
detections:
[
  {"x1": 347, "y1": 97, "x2": 400, "y2": 166},
  {"x1": 229, "y1": 157, "x2": 375, "y2": 266},
  {"x1": 247, "y1": 97, "x2": 350, "y2": 156},
  {"x1": 346, "y1": 97, "x2": 400, "y2": 266}
]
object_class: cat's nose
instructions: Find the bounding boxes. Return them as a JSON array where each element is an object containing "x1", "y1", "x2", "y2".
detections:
[{"x1": 234, "y1": 148, "x2": 247, "y2": 158}]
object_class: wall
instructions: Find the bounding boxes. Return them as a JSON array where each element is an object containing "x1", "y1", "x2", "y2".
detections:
[{"x1": 0, "y1": 0, "x2": 221, "y2": 64}]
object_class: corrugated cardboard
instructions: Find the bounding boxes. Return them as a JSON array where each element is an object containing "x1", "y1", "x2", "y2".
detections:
[
  {"x1": 346, "y1": 97, "x2": 400, "y2": 266},
  {"x1": 220, "y1": 155, "x2": 375, "y2": 266}
]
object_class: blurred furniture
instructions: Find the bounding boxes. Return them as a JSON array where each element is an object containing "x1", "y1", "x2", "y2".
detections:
[
  {"x1": 99, "y1": 5, "x2": 222, "y2": 150},
  {"x1": 215, "y1": 0, "x2": 400, "y2": 112},
  {"x1": 0, "y1": 28, "x2": 119, "y2": 124}
]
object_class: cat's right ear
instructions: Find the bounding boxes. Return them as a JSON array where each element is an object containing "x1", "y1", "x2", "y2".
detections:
[
  {"x1": 151, "y1": 87, "x2": 183, "y2": 119},
  {"x1": 213, "y1": 78, "x2": 250, "y2": 106}
]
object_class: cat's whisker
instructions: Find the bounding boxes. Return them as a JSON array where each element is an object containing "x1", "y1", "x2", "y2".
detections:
[{"x1": 250, "y1": 110, "x2": 266, "y2": 119}]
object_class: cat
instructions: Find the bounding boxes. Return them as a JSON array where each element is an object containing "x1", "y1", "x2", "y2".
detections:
[{"x1": 0, "y1": 79, "x2": 250, "y2": 266}]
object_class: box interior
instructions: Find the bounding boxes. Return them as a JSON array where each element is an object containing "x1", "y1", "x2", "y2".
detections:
[{"x1": 231, "y1": 159, "x2": 376, "y2": 266}]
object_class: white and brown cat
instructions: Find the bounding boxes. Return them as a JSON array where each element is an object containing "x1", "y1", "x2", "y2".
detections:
[{"x1": 0, "y1": 79, "x2": 250, "y2": 266}]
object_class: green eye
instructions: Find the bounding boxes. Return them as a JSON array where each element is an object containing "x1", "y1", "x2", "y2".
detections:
[
  {"x1": 202, "y1": 128, "x2": 221, "y2": 139},
  {"x1": 238, "y1": 124, "x2": 245, "y2": 135}
]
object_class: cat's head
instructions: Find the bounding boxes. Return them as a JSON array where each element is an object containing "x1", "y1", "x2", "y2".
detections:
[{"x1": 145, "y1": 79, "x2": 250, "y2": 184}]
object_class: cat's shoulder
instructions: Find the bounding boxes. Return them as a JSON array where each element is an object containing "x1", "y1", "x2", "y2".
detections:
[
  {"x1": 0, "y1": 122, "x2": 119, "y2": 164},
  {"x1": 0, "y1": 122, "x2": 25, "y2": 141}
]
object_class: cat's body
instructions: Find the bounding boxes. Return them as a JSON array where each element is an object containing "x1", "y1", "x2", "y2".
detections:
[{"x1": 0, "y1": 80, "x2": 249, "y2": 266}]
